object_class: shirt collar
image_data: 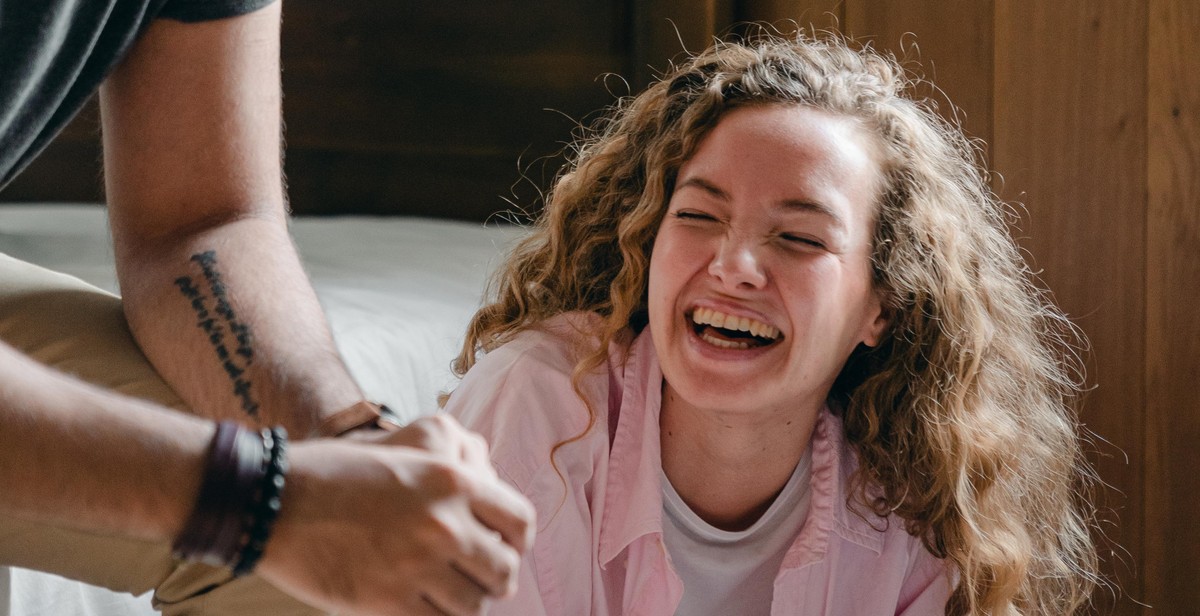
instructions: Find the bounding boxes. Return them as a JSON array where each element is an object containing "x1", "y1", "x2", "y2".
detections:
[
  {"x1": 597, "y1": 326, "x2": 665, "y2": 566},
  {"x1": 780, "y1": 407, "x2": 885, "y2": 569},
  {"x1": 595, "y1": 325, "x2": 886, "y2": 569}
]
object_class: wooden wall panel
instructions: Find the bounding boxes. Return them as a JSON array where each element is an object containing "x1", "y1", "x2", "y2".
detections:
[
  {"x1": 842, "y1": 0, "x2": 994, "y2": 150},
  {"x1": 1145, "y1": 0, "x2": 1200, "y2": 613},
  {"x1": 993, "y1": 3, "x2": 1148, "y2": 613},
  {"x1": 735, "y1": 0, "x2": 844, "y2": 33},
  {"x1": 630, "y1": 0, "x2": 735, "y2": 88}
]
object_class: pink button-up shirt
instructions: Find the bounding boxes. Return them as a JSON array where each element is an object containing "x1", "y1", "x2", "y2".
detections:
[{"x1": 447, "y1": 313, "x2": 952, "y2": 615}]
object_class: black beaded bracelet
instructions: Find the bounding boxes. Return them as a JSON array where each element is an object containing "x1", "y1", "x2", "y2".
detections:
[
  {"x1": 173, "y1": 421, "x2": 267, "y2": 568},
  {"x1": 231, "y1": 426, "x2": 288, "y2": 577}
]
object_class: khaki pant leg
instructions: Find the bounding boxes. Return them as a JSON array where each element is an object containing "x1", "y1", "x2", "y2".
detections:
[{"x1": 0, "y1": 254, "x2": 324, "y2": 615}]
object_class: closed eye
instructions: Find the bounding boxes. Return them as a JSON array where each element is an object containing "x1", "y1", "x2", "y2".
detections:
[
  {"x1": 781, "y1": 233, "x2": 825, "y2": 249},
  {"x1": 673, "y1": 210, "x2": 718, "y2": 222}
]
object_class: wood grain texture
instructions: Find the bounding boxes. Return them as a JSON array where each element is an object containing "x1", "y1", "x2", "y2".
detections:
[
  {"x1": 842, "y1": 0, "x2": 993, "y2": 149},
  {"x1": 280, "y1": 1, "x2": 624, "y2": 151},
  {"x1": 280, "y1": 0, "x2": 629, "y2": 218},
  {"x1": 1145, "y1": 0, "x2": 1200, "y2": 613},
  {"x1": 630, "y1": 0, "x2": 736, "y2": 88},
  {"x1": 993, "y1": 3, "x2": 1148, "y2": 613},
  {"x1": 735, "y1": 0, "x2": 844, "y2": 33}
]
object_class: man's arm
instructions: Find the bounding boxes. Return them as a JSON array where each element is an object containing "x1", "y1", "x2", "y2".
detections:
[
  {"x1": 0, "y1": 338, "x2": 533, "y2": 615},
  {"x1": 100, "y1": 3, "x2": 358, "y2": 435},
  {"x1": 0, "y1": 341, "x2": 207, "y2": 541}
]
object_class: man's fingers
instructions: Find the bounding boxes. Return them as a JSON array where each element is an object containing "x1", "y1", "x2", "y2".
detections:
[
  {"x1": 404, "y1": 595, "x2": 452, "y2": 616},
  {"x1": 419, "y1": 566, "x2": 490, "y2": 616},
  {"x1": 450, "y1": 526, "x2": 522, "y2": 598},
  {"x1": 389, "y1": 414, "x2": 455, "y2": 451},
  {"x1": 469, "y1": 476, "x2": 536, "y2": 554},
  {"x1": 386, "y1": 415, "x2": 496, "y2": 472},
  {"x1": 461, "y1": 431, "x2": 492, "y2": 472}
]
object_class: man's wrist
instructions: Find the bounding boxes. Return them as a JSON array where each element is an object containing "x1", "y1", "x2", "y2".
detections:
[{"x1": 173, "y1": 421, "x2": 288, "y2": 576}]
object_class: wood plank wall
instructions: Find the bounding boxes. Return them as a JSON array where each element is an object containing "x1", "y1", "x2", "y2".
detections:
[
  {"x1": 1145, "y1": 0, "x2": 1200, "y2": 611},
  {"x1": 992, "y1": 4, "x2": 1148, "y2": 613}
]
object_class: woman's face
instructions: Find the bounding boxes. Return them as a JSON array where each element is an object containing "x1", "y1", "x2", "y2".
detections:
[{"x1": 648, "y1": 104, "x2": 888, "y2": 419}]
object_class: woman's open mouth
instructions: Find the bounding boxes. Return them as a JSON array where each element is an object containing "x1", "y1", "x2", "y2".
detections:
[{"x1": 690, "y1": 307, "x2": 782, "y2": 350}]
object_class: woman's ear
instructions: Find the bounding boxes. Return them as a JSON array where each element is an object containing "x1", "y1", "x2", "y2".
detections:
[{"x1": 860, "y1": 295, "x2": 892, "y2": 348}]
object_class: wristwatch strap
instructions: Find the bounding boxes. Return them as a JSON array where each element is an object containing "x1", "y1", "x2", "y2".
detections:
[{"x1": 313, "y1": 400, "x2": 401, "y2": 437}]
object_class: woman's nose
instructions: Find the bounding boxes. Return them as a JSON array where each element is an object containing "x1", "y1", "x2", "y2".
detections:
[{"x1": 707, "y1": 235, "x2": 767, "y2": 290}]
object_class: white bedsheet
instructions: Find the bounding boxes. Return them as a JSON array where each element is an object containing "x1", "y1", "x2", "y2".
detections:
[{"x1": 0, "y1": 203, "x2": 527, "y2": 616}]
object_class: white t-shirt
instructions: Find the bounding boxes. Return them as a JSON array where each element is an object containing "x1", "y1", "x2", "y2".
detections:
[{"x1": 661, "y1": 447, "x2": 814, "y2": 616}]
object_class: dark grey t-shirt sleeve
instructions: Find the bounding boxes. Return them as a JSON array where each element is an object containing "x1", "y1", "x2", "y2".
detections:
[
  {"x1": 157, "y1": 0, "x2": 277, "y2": 23},
  {"x1": 0, "y1": 0, "x2": 282, "y2": 190}
]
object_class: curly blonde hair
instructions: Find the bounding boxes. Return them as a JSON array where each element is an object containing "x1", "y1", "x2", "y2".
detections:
[{"x1": 451, "y1": 33, "x2": 1100, "y2": 615}]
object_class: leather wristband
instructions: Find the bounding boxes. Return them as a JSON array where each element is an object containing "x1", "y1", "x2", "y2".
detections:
[
  {"x1": 173, "y1": 421, "x2": 266, "y2": 568},
  {"x1": 312, "y1": 400, "x2": 401, "y2": 438}
]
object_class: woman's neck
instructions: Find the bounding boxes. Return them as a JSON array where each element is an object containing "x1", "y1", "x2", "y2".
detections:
[{"x1": 659, "y1": 382, "x2": 819, "y2": 531}]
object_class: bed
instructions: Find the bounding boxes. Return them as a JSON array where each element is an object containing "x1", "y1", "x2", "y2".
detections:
[{"x1": 0, "y1": 203, "x2": 527, "y2": 616}]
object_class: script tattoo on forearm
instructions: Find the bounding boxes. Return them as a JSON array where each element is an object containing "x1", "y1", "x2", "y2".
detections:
[{"x1": 174, "y1": 250, "x2": 260, "y2": 417}]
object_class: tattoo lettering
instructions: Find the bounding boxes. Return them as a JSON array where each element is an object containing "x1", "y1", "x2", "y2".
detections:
[{"x1": 174, "y1": 250, "x2": 260, "y2": 417}]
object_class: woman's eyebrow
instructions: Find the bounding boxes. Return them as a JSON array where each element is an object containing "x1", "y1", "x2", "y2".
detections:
[
  {"x1": 779, "y1": 198, "x2": 845, "y2": 228},
  {"x1": 678, "y1": 175, "x2": 846, "y2": 228},
  {"x1": 677, "y1": 177, "x2": 729, "y2": 200}
]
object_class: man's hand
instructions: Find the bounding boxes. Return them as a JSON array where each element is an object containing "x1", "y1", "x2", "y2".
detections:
[
  {"x1": 344, "y1": 414, "x2": 493, "y2": 468},
  {"x1": 257, "y1": 425, "x2": 534, "y2": 616}
]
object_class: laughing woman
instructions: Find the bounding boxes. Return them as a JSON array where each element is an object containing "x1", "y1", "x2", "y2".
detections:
[{"x1": 443, "y1": 34, "x2": 1100, "y2": 615}]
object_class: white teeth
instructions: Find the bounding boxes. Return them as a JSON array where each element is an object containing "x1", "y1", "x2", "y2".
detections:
[
  {"x1": 691, "y1": 308, "x2": 779, "y2": 340},
  {"x1": 700, "y1": 333, "x2": 751, "y2": 349}
]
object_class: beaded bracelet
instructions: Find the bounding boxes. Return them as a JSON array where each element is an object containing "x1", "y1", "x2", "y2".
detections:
[
  {"x1": 173, "y1": 420, "x2": 290, "y2": 576},
  {"x1": 232, "y1": 427, "x2": 288, "y2": 577}
]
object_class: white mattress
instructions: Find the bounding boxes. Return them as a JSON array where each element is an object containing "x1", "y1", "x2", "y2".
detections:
[{"x1": 0, "y1": 203, "x2": 527, "y2": 615}]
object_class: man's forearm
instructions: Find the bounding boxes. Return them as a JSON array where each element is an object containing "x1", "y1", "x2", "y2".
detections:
[
  {"x1": 0, "y1": 339, "x2": 533, "y2": 615},
  {"x1": 114, "y1": 215, "x2": 364, "y2": 436},
  {"x1": 0, "y1": 341, "x2": 208, "y2": 541},
  {"x1": 96, "y1": 5, "x2": 359, "y2": 436}
]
